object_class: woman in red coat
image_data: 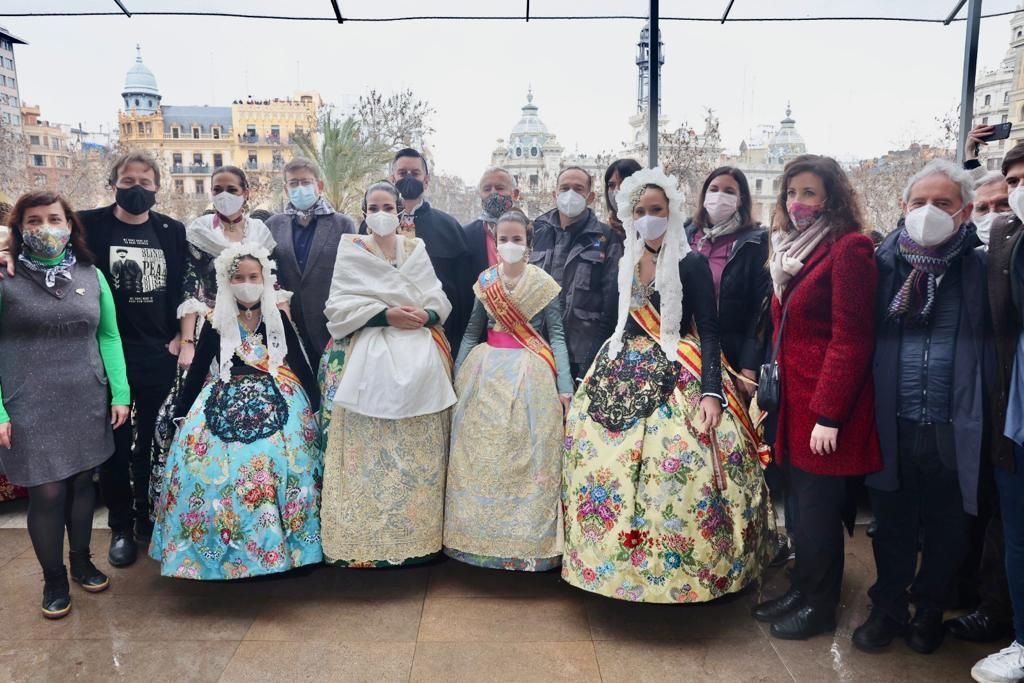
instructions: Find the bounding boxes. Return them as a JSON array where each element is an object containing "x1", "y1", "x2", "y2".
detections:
[{"x1": 751, "y1": 154, "x2": 881, "y2": 640}]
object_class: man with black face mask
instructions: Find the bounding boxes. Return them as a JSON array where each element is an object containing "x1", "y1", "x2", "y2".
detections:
[
  {"x1": 77, "y1": 152, "x2": 186, "y2": 567},
  {"x1": 380, "y1": 147, "x2": 475, "y2": 353}
]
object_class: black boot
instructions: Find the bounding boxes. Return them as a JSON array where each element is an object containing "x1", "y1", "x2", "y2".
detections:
[
  {"x1": 69, "y1": 551, "x2": 110, "y2": 593},
  {"x1": 41, "y1": 566, "x2": 71, "y2": 620},
  {"x1": 906, "y1": 608, "x2": 945, "y2": 654},
  {"x1": 752, "y1": 587, "x2": 805, "y2": 623},
  {"x1": 108, "y1": 529, "x2": 137, "y2": 568},
  {"x1": 769, "y1": 605, "x2": 836, "y2": 640},
  {"x1": 853, "y1": 609, "x2": 906, "y2": 652}
]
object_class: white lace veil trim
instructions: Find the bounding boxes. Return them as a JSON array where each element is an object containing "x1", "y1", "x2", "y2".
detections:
[
  {"x1": 211, "y1": 243, "x2": 286, "y2": 382},
  {"x1": 607, "y1": 166, "x2": 691, "y2": 359}
]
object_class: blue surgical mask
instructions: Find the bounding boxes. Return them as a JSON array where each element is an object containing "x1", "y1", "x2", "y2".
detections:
[{"x1": 289, "y1": 184, "x2": 318, "y2": 211}]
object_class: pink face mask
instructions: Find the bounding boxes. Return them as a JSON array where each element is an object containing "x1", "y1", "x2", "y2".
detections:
[{"x1": 787, "y1": 201, "x2": 824, "y2": 231}]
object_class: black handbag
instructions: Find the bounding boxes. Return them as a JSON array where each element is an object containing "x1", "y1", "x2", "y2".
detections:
[{"x1": 756, "y1": 287, "x2": 797, "y2": 414}]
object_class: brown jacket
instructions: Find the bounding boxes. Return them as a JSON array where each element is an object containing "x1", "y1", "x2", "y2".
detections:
[{"x1": 987, "y1": 214, "x2": 1023, "y2": 473}]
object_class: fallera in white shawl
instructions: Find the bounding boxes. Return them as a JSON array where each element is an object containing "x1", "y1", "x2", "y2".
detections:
[
  {"x1": 210, "y1": 243, "x2": 287, "y2": 383},
  {"x1": 324, "y1": 233, "x2": 455, "y2": 420},
  {"x1": 608, "y1": 166, "x2": 691, "y2": 360}
]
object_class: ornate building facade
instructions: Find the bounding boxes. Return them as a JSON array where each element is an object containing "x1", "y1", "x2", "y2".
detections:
[
  {"x1": 974, "y1": 7, "x2": 1024, "y2": 170},
  {"x1": 117, "y1": 47, "x2": 320, "y2": 205},
  {"x1": 21, "y1": 103, "x2": 72, "y2": 190}
]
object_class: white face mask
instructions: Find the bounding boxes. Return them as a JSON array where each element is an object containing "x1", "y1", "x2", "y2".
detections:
[
  {"x1": 366, "y1": 211, "x2": 399, "y2": 237},
  {"x1": 230, "y1": 282, "x2": 263, "y2": 305},
  {"x1": 904, "y1": 203, "x2": 962, "y2": 248},
  {"x1": 635, "y1": 214, "x2": 670, "y2": 241},
  {"x1": 556, "y1": 190, "x2": 587, "y2": 219},
  {"x1": 497, "y1": 242, "x2": 527, "y2": 264},
  {"x1": 1009, "y1": 186, "x2": 1024, "y2": 222},
  {"x1": 213, "y1": 191, "x2": 245, "y2": 217},
  {"x1": 973, "y1": 211, "x2": 1008, "y2": 246},
  {"x1": 703, "y1": 191, "x2": 738, "y2": 226}
]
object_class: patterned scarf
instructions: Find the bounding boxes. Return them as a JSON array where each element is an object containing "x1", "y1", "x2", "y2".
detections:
[
  {"x1": 18, "y1": 249, "x2": 76, "y2": 288},
  {"x1": 888, "y1": 224, "x2": 973, "y2": 321},
  {"x1": 284, "y1": 194, "x2": 336, "y2": 219},
  {"x1": 769, "y1": 218, "x2": 829, "y2": 300},
  {"x1": 696, "y1": 212, "x2": 742, "y2": 251}
]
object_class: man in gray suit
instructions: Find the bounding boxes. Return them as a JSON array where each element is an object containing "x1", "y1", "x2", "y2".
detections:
[{"x1": 266, "y1": 158, "x2": 355, "y2": 365}]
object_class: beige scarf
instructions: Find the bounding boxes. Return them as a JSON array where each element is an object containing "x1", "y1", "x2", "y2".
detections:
[{"x1": 769, "y1": 218, "x2": 829, "y2": 300}]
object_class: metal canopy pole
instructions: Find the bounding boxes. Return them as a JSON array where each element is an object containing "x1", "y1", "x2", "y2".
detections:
[
  {"x1": 329, "y1": 0, "x2": 343, "y2": 23},
  {"x1": 956, "y1": 0, "x2": 982, "y2": 164},
  {"x1": 112, "y1": 0, "x2": 131, "y2": 17},
  {"x1": 648, "y1": 0, "x2": 659, "y2": 167}
]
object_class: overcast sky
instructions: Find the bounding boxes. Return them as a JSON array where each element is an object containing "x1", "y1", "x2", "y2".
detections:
[{"x1": 2, "y1": 0, "x2": 1021, "y2": 181}]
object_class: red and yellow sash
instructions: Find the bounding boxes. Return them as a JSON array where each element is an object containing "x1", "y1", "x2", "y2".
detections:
[
  {"x1": 430, "y1": 327, "x2": 454, "y2": 377},
  {"x1": 478, "y1": 267, "x2": 557, "y2": 376},
  {"x1": 630, "y1": 303, "x2": 771, "y2": 466}
]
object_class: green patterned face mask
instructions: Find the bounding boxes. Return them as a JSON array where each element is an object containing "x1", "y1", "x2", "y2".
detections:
[{"x1": 23, "y1": 225, "x2": 71, "y2": 259}]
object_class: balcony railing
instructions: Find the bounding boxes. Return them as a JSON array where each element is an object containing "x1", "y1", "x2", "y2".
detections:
[
  {"x1": 171, "y1": 164, "x2": 211, "y2": 174},
  {"x1": 243, "y1": 162, "x2": 286, "y2": 172},
  {"x1": 239, "y1": 134, "x2": 285, "y2": 145}
]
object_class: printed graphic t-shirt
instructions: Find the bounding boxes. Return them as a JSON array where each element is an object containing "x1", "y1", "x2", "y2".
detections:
[{"x1": 106, "y1": 218, "x2": 170, "y2": 356}]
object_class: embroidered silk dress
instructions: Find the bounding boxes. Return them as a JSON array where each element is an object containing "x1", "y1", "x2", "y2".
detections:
[
  {"x1": 444, "y1": 264, "x2": 572, "y2": 571},
  {"x1": 149, "y1": 313, "x2": 323, "y2": 580},
  {"x1": 561, "y1": 253, "x2": 774, "y2": 603},
  {"x1": 319, "y1": 234, "x2": 456, "y2": 567}
]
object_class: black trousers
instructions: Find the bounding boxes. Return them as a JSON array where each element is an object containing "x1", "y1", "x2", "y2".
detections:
[
  {"x1": 976, "y1": 515, "x2": 1013, "y2": 621},
  {"x1": 868, "y1": 421, "x2": 971, "y2": 622},
  {"x1": 788, "y1": 464, "x2": 848, "y2": 611},
  {"x1": 99, "y1": 350, "x2": 176, "y2": 532}
]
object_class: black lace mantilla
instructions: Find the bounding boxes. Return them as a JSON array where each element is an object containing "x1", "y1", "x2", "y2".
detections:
[
  {"x1": 204, "y1": 374, "x2": 288, "y2": 444},
  {"x1": 584, "y1": 335, "x2": 679, "y2": 432}
]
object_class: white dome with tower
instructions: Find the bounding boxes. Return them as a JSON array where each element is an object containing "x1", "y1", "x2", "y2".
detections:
[{"x1": 121, "y1": 45, "x2": 161, "y2": 115}]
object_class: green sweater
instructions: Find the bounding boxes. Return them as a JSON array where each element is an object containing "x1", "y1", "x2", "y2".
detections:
[{"x1": 0, "y1": 251, "x2": 130, "y2": 423}]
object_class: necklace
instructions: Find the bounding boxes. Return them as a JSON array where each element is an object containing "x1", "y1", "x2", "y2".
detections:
[
  {"x1": 239, "y1": 301, "x2": 261, "y2": 321},
  {"x1": 499, "y1": 264, "x2": 524, "y2": 291},
  {"x1": 239, "y1": 312, "x2": 263, "y2": 336}
]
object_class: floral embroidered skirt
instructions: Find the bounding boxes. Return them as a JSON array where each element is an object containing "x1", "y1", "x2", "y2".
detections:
[
  {"x1": 444, "y1": 343, "x2": 563, "y2": 572},
  {"x1": 319, "y1": 337, "x2": 448, "y2": 567},
  {"x1": 561, "y1": 333, "x2": 774, "y2": 603},
  {"x1": 149, "y1": 372, "x2": 323, "y2": 580}
]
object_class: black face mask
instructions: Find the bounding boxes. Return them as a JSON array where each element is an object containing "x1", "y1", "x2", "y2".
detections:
[
  {"x1": 395, "y1": 177, "x2": 425, "y2": 201},
  {"x1": 115, "y1": 185, "x2": 157, "y2": 216}
]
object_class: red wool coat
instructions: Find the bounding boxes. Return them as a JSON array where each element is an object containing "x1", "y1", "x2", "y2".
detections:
[{"x1": 772, "y1": 231, "x2": 882, "y2": 476}]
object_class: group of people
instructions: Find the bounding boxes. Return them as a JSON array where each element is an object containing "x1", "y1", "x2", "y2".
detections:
[{"x1": 0, "y1": 126, "x2": 1022, "y2": 683}]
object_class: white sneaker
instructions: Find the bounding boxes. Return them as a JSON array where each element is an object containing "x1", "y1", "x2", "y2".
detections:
[{"x1": 972, "y1": 641, "x2": 1024, "y2": 683}]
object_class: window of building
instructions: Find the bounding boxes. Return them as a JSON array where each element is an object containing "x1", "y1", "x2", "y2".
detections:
[
  {"x1": 32, "y1": 155, "x2": 45, "y2": 167},
  {"x1": 516, "y1": 147, "x2": 522, "y2": 157},
  {"x1": 172, "y1": 153, "x2": 182, "y2": 167},
  {"x1": 212, "y1": 126, "x2": 220, "y2": 139},
  {"x1": 195, "y1": 180, "x2": 204, "y2": 194},
  {"x1": 1003, "y1": 114, "x2": 1010, "y2": 123},
  {"x1": 29, "y1": 135, "x2": 39, "y2": 145},
  {"x1": 8, "y1": 77, "x2": 15, "y2": 88},
  {"x1": 52, "y1": 139, "x2": 60, "y2": 150},
  {"x1": 1006, "y1": 92, "x2": 1011, "y2": 104},
  {"x1": 983, "y1": 116, "x2": 989, "y2": 125},
  {"x1": 531, "y1": 147, "x2": 538, "y2": 157},
  {"x1": 755, "y1": 178, "x2": 763, "y2": 193},
  {"x1": 989, "y1": 158, "x2": 1000, "y2": 170},
  {"x1": 144, "y1": 122, "x2": 152, "y2": 136},
  {"x1": 245, "y1": 126, "x2": 257, "y2": 142},
  {"x1": 772, "y1": 178, "x2": 781, "y2": 193},
  {"x1": 56, "y1": 157, "x2": 67, "y2": 168},
  {"x1": 213, "y1": 153, "x2": 223, "y2": 167},
  {"x1": 171, "y1": 127, "x2": 180, "y2": 139},
  {"x1": 2, "y1": 113, "x2": 9, "y2": 124},
  {"x1": 174, "y1": 179, "x2": 184, "y2": 193},
  {"x1": 270, "y1": 124, "x2": 280, "y2": 141},
  {"x1": 0, "y1": 75, "x2": 5, "y2": 86},
  {"x1": 247, "y1": 151, "x2": 258, "y2": 168},
  {"x1": 529, "y1": 174, "x2": 538, "y2": 189},
  {"x1": 124, "y1": 123, "x2": 132, "y2": 136},
  {"x1": 193, "y1": 153, "x2": 203, "y2": 165},
  {"x1": 11, "y1": 114, "x2": 18, "y2": 126},
  {"x1": 985, "y1": 94, "x2": 992, "y2": 106},
  {"x1": 134, "y1": 98, "x2": 140, "y2": 107},
  {"x1": 192, "y1": 127, "x2": 200, "y2": 139},
  {"x1": 33, "y1": 174, "x2": 46, "y2": 187}
]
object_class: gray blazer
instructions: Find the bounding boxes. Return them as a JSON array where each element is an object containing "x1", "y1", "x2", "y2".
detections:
[{"x1": 266, "y1": 211, "x2": 355, "y2": 363}]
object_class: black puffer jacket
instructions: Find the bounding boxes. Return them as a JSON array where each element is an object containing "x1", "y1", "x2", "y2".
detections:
[{"x1": 686, "y1": 223, "x2": 770, "y2": 371}]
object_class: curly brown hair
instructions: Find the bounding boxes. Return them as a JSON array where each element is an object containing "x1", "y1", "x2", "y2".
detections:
[
  {"x1": 771, "y1": 154, "x2": 865, "y2": 239},
  {"x1": 7, "y1": 191, "x2": 94, "y2": 265}
]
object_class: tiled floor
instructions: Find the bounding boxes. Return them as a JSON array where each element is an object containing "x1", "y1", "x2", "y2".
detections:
[{"x1": 0, "y1": 502, "x2": 995, "y2": 682}]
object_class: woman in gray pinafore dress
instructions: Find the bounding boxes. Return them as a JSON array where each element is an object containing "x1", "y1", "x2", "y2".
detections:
[{"x1": 0, "y1": 192, "x2": 130, "y2": 619}]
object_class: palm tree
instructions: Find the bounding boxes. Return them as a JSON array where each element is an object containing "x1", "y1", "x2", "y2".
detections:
[{"x1": 292, "y1": 109, "x2": 390, "y2": 216}]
